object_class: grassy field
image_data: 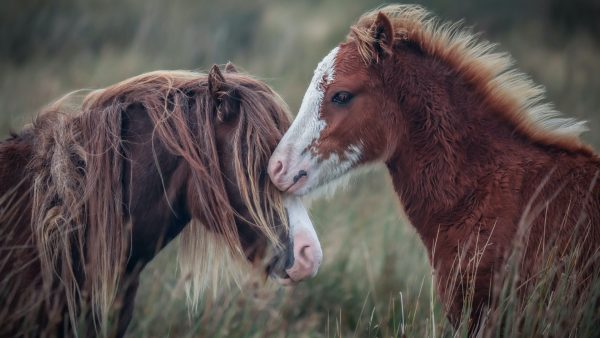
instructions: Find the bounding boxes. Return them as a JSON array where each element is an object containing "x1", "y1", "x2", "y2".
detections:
[
  {"x1": 129, "y1": 169, "x2": 447, "y2": 337},
  {"x1": 2, "y1": 0, "x2": 600, "y2": 336}
]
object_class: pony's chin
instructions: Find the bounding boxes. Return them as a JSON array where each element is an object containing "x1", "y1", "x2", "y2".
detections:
[
  {"x1": 276, "y1": 276, "x2": 297, "y2": 286},
  {"x1": 301, "y1": 163, "x2": 378, "y2": 202},
  {"x1": 269, "y1": 269, "x2": 296, "y2": 286}
]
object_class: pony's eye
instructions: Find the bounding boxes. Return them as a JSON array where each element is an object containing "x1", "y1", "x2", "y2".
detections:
[{"x1": 331, "y1": 91, "x2": 353, "y2": 105}]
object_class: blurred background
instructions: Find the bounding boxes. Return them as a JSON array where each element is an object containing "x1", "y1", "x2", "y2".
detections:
[{"x1": 2, "y1": 0, "x2": 599, "y2": 336}]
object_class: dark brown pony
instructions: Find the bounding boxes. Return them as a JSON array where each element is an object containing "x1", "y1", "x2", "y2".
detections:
[
  {"x1": 0, "y1": 64, "x2": 322, "y2": 337},
  {"x1": 269, "y1": 4, "x2": 600, "y2": 332}
]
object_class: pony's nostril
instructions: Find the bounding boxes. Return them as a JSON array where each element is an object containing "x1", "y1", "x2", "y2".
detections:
[
  {"x1": 274, "y1": 161, "x2": 283, "y2": 174},
  {"x1": 269, "y1": 160, "x2": 285, "y2": 178},
  {"x1": 298, "y1": 244, "x2": 314, "y2": 266},
  {"x1": 275, "y1": 161, "x2": 284, "y2": 174}
]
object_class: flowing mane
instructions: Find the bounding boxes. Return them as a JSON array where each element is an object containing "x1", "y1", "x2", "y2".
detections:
[
  {"x1": 348, "y1": 4, "x2": 591, "y2": 155},
  {"x1": 2, "y1": 69, "x2": 291, "y2": 331}
]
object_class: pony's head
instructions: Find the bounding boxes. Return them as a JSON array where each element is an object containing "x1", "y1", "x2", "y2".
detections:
[
  {"x1": 267, "y1": 10, "x2": 399, "y2": 196},
  {"x1": 30, "y1": 65, "x2": 322, "y2": 329},
  {"x1": 181, "y1": 64, "x2": 322, "y2": 288}
]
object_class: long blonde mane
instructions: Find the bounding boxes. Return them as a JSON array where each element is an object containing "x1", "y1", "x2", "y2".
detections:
[
  {"x1": 349, "y1": 4, "x2": 590, "y2": 154},
  {"x1": 16, "y1": 69, "x2": 290, "y2": 332}
]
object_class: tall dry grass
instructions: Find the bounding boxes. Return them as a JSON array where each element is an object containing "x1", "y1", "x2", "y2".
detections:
[
  {"x1": 127, "y1": 168, "x2": 600, "y2": 337},
  {"x1": 2, "y1": 0, "x2": 600, "y2": 336}
]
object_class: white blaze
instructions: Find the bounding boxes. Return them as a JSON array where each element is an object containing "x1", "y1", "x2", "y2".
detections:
[
  {"x1": 278, "y1": 47, "x2": 339, "y2": 152},
  {"x1": 284, "y1": 196, "x2": 318, "y2": 245},
  {"x1": 272, "y1": 46, "x2": 364, "y2": 197},
  {"x1": 283, "y1": 196, "x2": 322, "y2": 280}
]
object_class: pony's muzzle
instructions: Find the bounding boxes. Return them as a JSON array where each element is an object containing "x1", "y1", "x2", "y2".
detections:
[
  {"x1": 276, "y1": 196, "x2": 322, "y2": 285},
  {"x1": 285, "y1": 229, "x2": 322, "y2": 283},
  {"x1": 268, "y1": 152, "x2": 311, "y2": 194}
]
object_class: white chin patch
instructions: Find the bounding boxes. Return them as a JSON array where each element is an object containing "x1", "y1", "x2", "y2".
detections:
[
  {"x1": 303, "y1": 163, "x2": 378, "y2": 204},
  {"x1": 301, "y1": 142, "x2": 366, "y2": 199}
]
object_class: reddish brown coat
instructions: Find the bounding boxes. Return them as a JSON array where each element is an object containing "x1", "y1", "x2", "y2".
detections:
[{"x1": 291, "y1": 5, "x2": 600, "y2": 329}]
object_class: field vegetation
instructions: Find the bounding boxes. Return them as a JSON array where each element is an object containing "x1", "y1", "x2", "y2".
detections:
[{"x1": 2, "y1": 0, "x2": 600, "y2": 336}]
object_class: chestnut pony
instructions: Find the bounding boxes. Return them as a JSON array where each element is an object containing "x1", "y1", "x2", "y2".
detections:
[
  {"x1": 0, "y1": 64, "x2": 322, "y2": 337},
  {"x1": 269, "y1": 4, "x2": 600, "y2": 332}
]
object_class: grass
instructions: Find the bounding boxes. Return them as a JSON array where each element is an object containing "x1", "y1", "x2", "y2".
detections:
[
  {"x1": 2, "y1": 0, "x2": 600, "y2": 337},
  {"x1": 128, "y1": 169, "x2": 449, "y2": 337},
  {"x1": 128, "y1": 167, "x2": 600, "y2": 337}
]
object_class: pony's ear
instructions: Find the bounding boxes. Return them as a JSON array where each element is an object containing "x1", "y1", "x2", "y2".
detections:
[
  {"x1": 208, "y1": 64, "x2": 226, "y2": 99},
  {"x1": 370, "y1": 12, "x2": 394, "y2": 60},
  {"x1": 224, "y1": 61, "x2": 238, "y2": 73},
  {"x1": 208, "y1": 65, "x2": 240, "y2": 123}
]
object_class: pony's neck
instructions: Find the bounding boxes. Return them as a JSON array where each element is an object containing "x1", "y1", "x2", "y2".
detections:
[
  {"x1": 383, "y1": 52, "x2": 554, "y2": 246},
  {"x1": 121, "y1": 104, "x2": 193, "y2": 271}
]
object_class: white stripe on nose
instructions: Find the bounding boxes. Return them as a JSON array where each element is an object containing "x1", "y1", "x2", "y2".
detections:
[
  {"x1": 269, "y1": 47, "x2": 339, "y2": 193},
  {"x1": 283, "y1": 196, "x2": 322, "y2": 282}
]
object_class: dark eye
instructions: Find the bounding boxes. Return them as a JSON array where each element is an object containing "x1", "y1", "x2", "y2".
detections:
[{"x1": 331, "y1": 91, "x2": 353, "y2": 105}]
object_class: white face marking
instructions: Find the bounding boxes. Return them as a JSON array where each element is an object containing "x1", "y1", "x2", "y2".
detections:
[
  {"x1": 284, "y1": 196, "x2": 317, "y2": 240},
  {"x1": 278, "y1": 46, "x2": 339, "y2": 151},
  {"x1": 270, "y1": 47, "x2": 365, "y2": 197},
  {"x1": 283, "y1": 196, "x2": 322, "y2": 281}
]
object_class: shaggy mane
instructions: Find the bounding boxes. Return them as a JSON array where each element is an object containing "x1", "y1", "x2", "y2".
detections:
[
  {"x1": 7, "y1": 69, "x2": 290, "y2": 332},
  {"x1": 349, "y1": 4, "x2": 591, "y2": 154}
]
